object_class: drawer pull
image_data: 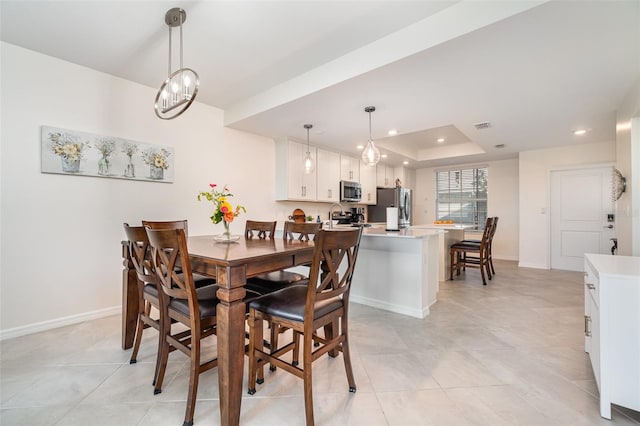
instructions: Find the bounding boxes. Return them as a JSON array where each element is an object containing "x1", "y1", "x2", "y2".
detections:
[
  {"x1": 586, "y1": 283, "x2": 596, "y2": 290},
  {"x1": 584, "y1": 315, "x2": 592, "y2": 337}
]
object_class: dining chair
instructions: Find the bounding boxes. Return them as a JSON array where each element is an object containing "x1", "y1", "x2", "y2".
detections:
[
  {"x1": 449, "y1": 217, "x2": 493, "y2": 285},
  {"x1": 143, "y1": 220, "x2": 216, "y2": 288},
  {"x1": 244, "y1": 220, "x2": 277, "y2": 239},
  {"x1": 122, "y1": 223, "x2": 161, "y2": 375},
  {"x1": 246, "y1": 227, "x2": 363, "y2": 426},
  {"x1": 245, "y1": 221, "x2": 320, "y2": 295},
  {"x1": 460, "y1": 217, "x2": 498, "y2": 275},
  {"x1": 146, "y1": 227, "x2": 220, "y2": 426}
]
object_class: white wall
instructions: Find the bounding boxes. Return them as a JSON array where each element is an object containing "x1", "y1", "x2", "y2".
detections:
[
  {"x1": 518, "y1": 141, "x2": 616, "y2": 269},
  {"x1": 615, "y1": 78, "x2": 640, "y2": 256},
  {"x1": 414, "y1": 158, "x2": 519, "y2": 261},
  {"x1": 0, "y1": 43, "x2": 281, "y2": 337}
]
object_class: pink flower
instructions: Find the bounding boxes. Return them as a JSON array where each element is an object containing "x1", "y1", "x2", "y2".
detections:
[{"x1": 209, "y1": 183, "x2": 217, "y2": 188}]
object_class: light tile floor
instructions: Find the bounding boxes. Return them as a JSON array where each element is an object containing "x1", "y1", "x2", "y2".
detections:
[{"x1": 2, "y1": 260, "x2": 640, "y2": 425}]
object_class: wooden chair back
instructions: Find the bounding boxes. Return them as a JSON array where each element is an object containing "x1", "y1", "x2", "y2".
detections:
[
  {"x1": 142, "y1": 220, "x2": 189, "y2": 238},
  {"x1": 145, "y1": 228, "x2": 197, "y2": 305},
  {"x1": 283, "y1": 221, "x2": 321, "y2": 241},
  {"x1": 305, "y1": 228, "x2": 363, "y2": 314},
  {"x1": 245, "y1": 220, "x2": 277, "y2": 239},
  {"x1": 123, "y1": 223, "x2": 155, "y2": 285}
]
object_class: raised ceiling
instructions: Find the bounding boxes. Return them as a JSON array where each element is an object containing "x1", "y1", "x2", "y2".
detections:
[{"x1": 1, "y1": 1, "x2": 638, "y2": 167}]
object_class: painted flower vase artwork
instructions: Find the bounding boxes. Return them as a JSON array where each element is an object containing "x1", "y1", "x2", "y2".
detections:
[
  {"x1": 122, "y1": 141, "x2": 138, "y2": 178},
  {"x1": 95, "y1": 138, "x2": 116, "y2": 176},
  {"x1": 142, "y1": 148, "x2": 171, "y2": 180},
  {"x1": 48, "y1": 131, "x2": 90, "y2": 173}
]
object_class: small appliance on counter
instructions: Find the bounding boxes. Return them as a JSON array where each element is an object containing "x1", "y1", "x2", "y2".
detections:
[{"x1": 331, "y1": 207, "x2": 366, "y2": 225}]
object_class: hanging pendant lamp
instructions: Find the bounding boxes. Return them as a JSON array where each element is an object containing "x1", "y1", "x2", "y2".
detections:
[
  {"x1": 303, "y1": 124, "x2": 315, "y2": 174},
  {"x1": 154, "y1": 8, "x2": 199, "y2": 120},
  {"x1": 362, "y1": 106, "x2": 381, "y2": 166}
]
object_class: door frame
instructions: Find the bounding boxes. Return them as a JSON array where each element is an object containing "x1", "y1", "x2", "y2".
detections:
[{"x1": 547, "y1": 162, "x2": 614, "y2": 269}]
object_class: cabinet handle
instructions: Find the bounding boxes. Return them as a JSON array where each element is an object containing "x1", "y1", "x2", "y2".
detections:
[
  {"x1": 368, "y1": 193, "x2": 371, "y2": 201},
  {"x1": 328, "y1": 189, "x2": 332, "y2": 199},
  {"x1": 586, "y1": 283, "x2": 596, "y2": 290},
  {"x1": 584, "y1": 315, "x2": 591, "y2": 337}
]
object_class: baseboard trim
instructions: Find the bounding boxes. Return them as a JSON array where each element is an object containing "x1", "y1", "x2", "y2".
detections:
[
  {"x1": 518, "y1": 262, "x2": 549, "y2": 270},
  {"x1": 0, "y1": 306, "x2": 121, "y2": 341},
  {"x1": 350, "y1": 296, "x2": 429, "y2": 319}
]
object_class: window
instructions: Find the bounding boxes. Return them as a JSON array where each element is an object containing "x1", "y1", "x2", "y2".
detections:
[{"x1": 436, "y1": 167, "x2": 488, "y2": 229}]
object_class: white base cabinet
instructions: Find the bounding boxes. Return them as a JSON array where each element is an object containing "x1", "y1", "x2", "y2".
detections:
[{"x1": 583, "y1": 254, "x2": 640, "y2": 419}]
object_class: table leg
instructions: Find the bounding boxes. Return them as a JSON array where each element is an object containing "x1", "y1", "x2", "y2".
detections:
[
  {"x1": 216, "y1": 265, "x2": 248, "y2": 426},
  {"x1": 122, "y1": 243, "x2": 138, "y2": 350}
]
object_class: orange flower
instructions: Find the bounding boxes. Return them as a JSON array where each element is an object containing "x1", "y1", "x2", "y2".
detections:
[{"x1": 224, "y1": 212, "x2": 235, "y2": 223}]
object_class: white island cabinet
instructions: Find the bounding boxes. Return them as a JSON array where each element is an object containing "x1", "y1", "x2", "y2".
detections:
[
  {"x1": 583, "y1": 253, "x2": 640, "y2": 419},
  {"x1": 350, "y1": 227, "x2": 440, "y2": 319}
]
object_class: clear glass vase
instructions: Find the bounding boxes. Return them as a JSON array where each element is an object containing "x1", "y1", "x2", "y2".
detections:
[{"x1": 214, "y1": 221, "x2": 240, "y2": 243}]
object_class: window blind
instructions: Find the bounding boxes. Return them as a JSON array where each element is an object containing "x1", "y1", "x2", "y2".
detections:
[{"x1": 436, "y1": 167, "x2": 488, "y2": 229}]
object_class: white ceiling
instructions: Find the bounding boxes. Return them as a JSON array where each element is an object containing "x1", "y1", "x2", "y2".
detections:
[{"x1": 2, "y1": 1, "x2": 639, "y2": 168}]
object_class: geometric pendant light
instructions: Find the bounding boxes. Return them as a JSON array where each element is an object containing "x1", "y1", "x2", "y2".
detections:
[{"x1": 154, "y1": 8, "x2": 199, "y2": 120}]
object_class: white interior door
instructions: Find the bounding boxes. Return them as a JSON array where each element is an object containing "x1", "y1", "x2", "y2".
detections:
[{"x1": 550, "y1": 166, "x2": 615, "y2": 271}]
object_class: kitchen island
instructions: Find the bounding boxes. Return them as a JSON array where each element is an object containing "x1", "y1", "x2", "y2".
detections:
[
  {"x1": 349, "y1": 226, "x2": 441, "y2": 319},
  {"x1": 410, "y1": 224, "x2": 472, "y2": 281}
]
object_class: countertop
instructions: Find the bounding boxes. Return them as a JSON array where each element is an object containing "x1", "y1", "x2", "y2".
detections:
[{"x1": 584, "y1": 253, "x2": 640, "y2": 278}]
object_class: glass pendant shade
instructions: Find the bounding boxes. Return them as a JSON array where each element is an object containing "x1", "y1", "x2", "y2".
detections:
[
  {"x1": 303, "y1": 124, "x2": 314, "y2": 174},
  {"x1": 362, "y1": 106, "x2": 380, "y2": 166},
  {"x1": 304, "y1": 151, "x2": 315, "y2": 174},
  {"x1": 362, "y1": 139, "x2": 380, "y2": 166}
]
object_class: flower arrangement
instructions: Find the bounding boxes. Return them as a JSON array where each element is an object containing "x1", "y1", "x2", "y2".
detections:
[
  {"x1": 48, "y1": 132, "x2": 89, "y2": 163},
  {"x1": 198, "y1": 184, "x2": 246, "y2": 237},
  {"x1": 121, "y1": 141, "x2": 138, "y2": 158},
  {"x1": 141, "y1": 147, "x2": 171, "y2": 170},
  {"x1": 95, "y1": 139, "x2": 116, "y2": 157}
]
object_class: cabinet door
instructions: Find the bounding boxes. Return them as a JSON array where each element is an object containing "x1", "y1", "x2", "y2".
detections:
[
  {"x1": 360, "y1": 162, "x2": 377, "y2": 205},
  {"x1": 376, "y1": 165, "x2": 394, "y2": 188},
  {"x1": 340, "y1": 155, "x2": 360, "y2": 182},
  {"x1": 287, "y1": 140, "x2": 317, "y2": 201},
  {"x1": 317, "y1": 149, "x2": 340, "y2": 202}
]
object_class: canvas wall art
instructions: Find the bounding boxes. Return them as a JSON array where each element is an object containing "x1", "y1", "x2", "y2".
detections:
[{"x1": 41, "y1": 125, "x2": 174, "y2": 183}]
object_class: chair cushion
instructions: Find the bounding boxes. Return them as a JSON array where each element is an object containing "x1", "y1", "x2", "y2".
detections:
[
  {"x1": 169, "y1": 284, "x2": 220, "y2": 319},
  {"x1": 192, "y1": 273, "x2": 217, "y2": 288},
  {"x1": 249, "y1": 284, "x2": 342, "y2": 322},
  {"x1": 460, "y1": 239, "x2": 481, "y2": 244},
  {"x1": 246, "y1": 274, "x2": 309, "y2": 295},
  {"x1": 143, "y1": 283, "x2": 159, "y2": 298},
  {"x1": 451, "y1": 242, "x2": 482, "y2": 250},
  {"x1": 250, "y1": 270, "x2": 307, "y2": 285}
]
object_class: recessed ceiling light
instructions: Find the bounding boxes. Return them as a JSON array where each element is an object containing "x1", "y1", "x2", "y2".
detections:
[
  {"x1": 381, "y1": 154, "x2": 388, "y2": 158},
  {"x1": 356, "y1": 144, "x2": 364, "y2": 150},
  {"x1": 403, "y1": 160, "x2": 409, "y2": 165},
  {"x1": 388, "y1": 129, "x2": 398, "y2": 136},
  {"x1": 573, "y1": 129, "x2": 589, "y2": 136},
  {"x1": 437, "y1": 138, "x2": 445, "y2": 143}
]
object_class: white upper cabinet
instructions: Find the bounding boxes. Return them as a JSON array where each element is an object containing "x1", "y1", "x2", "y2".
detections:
[
  {"x1": 275, "y1": 139, "x2": 317, "y2": 201},
  {"x1": 360, "y1": 162, "x2": 377, "y2": 205},
  {"x1": 317, "y1": 148, "x2": 340, "y2": 202},
  {"x1": 376, "y1": 165, "x2": 395, "y2": 188},
  {"x1": 340, "y1": 155, "x2": 360, "y2": 182}
]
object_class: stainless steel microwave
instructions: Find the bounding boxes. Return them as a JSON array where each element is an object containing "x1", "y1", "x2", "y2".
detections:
[{"x1": 340, "y1": 180, "x2": 362, "y2": 202}]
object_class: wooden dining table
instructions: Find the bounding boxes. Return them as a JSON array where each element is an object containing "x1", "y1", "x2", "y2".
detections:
[{"x1": 121, "y1": 234, "x2": 314, "y2": 426}]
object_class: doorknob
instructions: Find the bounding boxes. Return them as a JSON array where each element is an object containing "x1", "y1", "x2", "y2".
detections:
[{"x1": 603, "y1": 224, "x2": 614, "y2": 229}]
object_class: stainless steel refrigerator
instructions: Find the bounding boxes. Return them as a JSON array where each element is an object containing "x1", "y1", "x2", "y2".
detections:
[{"x1": 368, "y1": 187, "x2": 412, "y2": 228}]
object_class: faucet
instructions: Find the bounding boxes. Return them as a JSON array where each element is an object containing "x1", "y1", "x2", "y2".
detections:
[{"x1": 328, "y1": 203, "x2": 344, "y2": 229}]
